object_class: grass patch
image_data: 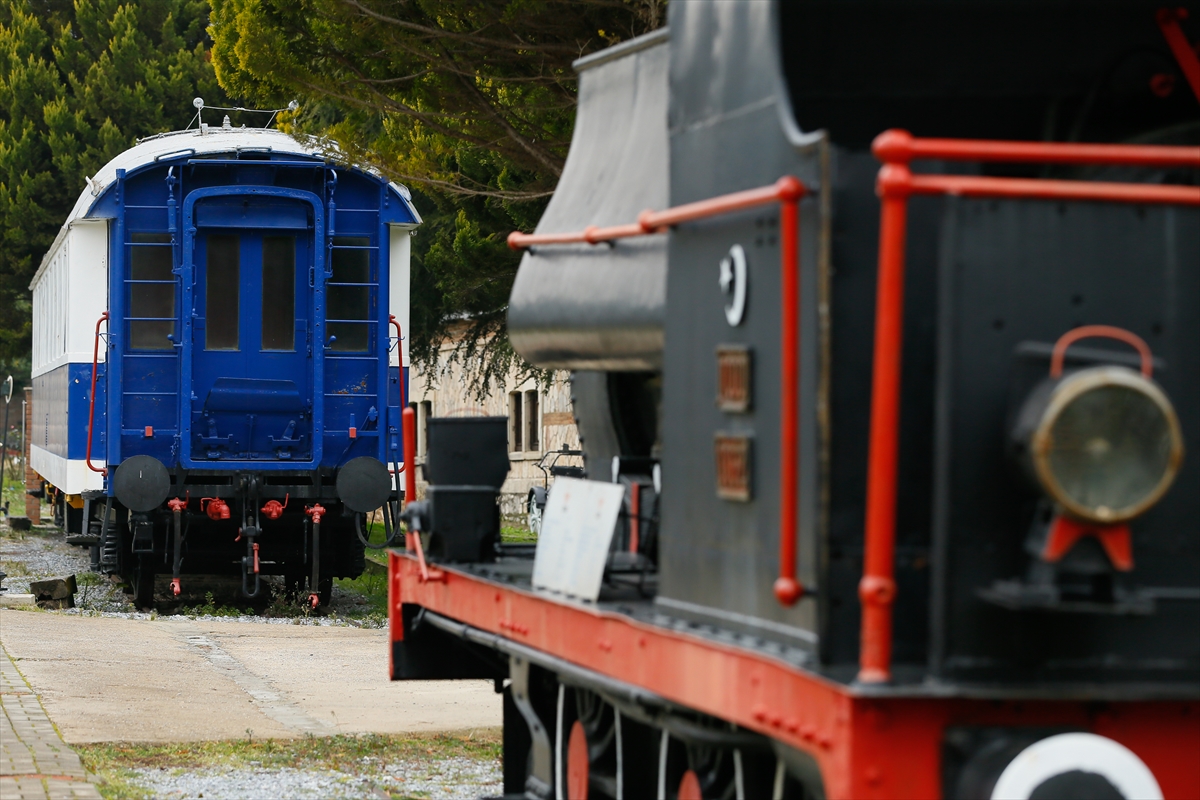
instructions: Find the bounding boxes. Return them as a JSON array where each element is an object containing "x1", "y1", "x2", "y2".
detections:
[
  {"x1": 76, "y1": 730, "x2": 502, "y2": 800},
  {"x1": 361, "y1": 515, "x2": 392, "y2": 567},
  {"x1": 335, "y1": 566, "x2": 389, "y2": 620},
  {"x1": 0, "y1": 558, "x2": 31, "y2": 576},
  {"x1": 179, "y1": 591, "x2": 252, "y2": 618},
  {"x1": 501, "y1": 516, "x2": 536, "y2": 544}
]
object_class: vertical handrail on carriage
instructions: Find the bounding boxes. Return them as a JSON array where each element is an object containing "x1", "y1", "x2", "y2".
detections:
[
  {"x1": 859, "y1": 129, "x2": 1200, "y2": 684},
  {"x1": 508, "y1": 176, "x2": 810, "y2": 607},
  {"x1": 86, "y1": 311, "x2": 110, "y2": 476}
]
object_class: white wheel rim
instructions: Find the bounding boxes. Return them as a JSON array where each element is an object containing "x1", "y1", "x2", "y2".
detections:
[{"x1": 991, "y1": 732, "x2": 1162, "y2": 800}]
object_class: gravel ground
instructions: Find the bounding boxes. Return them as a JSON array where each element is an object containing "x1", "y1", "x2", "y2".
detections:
[
  {"x1": 0, "y1": 523, "x2": 133, "y2": 609},
  {"x1": 1, "y1": 521, "x2": 385, "y2": 625},
  {"x1": 132, "y1": 756, "x2": 502, "y2": 799}
]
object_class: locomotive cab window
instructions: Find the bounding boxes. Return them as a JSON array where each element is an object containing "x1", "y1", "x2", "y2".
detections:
[
  {"x1": 205, "y1": 234, "x2": 240, "y2": 350},
  {"x1": 128, "y1": 233, "x2": 175, "y2": 350},
  {"x1": 261, "y1": 236, "x2": 296, "y2": 351},
  {"x1": 327, "y1": 236, "x2": 372, "y2": 352}
]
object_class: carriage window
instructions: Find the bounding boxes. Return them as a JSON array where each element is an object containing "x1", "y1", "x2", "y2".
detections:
[
  {"x1": 206, "y1": 234, "x2": 240, "y2": 350},
  {"x1": 327, "y1": 236, "x2": 371, "y2": 352},
  {"x1": 261, "y1": 236, "x2": 295, "y2": 351},
  {"x1": 129, "y1": 233, "x2": 174, "y2": 350}
]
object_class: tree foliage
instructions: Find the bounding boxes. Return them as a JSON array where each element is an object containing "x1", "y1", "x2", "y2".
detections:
[
  {"x1": 0, "y1": 0, "x2": 229, "y2": 374},
  {"x1": 209, "y1": 0, "x2": 665, "y2": 392}
]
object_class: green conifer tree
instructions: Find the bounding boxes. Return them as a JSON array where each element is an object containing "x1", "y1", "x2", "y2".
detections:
[{"x1": 0, "y1": 0, "x2": 228, "y2": 371}]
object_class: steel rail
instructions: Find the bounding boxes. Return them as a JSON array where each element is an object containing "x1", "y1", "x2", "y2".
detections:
[
  {"x1": 508, "y1": 176, "x2": 810, "y2": 607},
  {"x1": 859, "y1": 130, "x2": 1200, "y2": 685}
]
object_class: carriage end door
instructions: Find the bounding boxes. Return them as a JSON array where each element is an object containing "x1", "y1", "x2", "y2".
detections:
[{"x1": 180, "y1": 189, "x2": 325, "y2": 467}]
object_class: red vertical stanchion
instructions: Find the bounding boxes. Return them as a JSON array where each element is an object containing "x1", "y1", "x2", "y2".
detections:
[
  {"x1": 85, "y1": 312, "x2": 110, "y2": 476},
  {"x1": 858, "y1": 149, "x2": 913, "y2": 684},
  {"x1": 402, "y1": 405, "x2": 417, "y2": 551},
  {"x1": 774, "y1": 177, "x2": 805, "y2": 607}
]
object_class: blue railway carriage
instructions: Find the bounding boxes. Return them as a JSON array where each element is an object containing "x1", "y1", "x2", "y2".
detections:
[{"x1": 29, "y1": 125, "x2": 421, "y2": 607}]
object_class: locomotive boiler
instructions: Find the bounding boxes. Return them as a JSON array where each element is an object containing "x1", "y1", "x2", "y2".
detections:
[
  {"x1": 30, "y1": 115, "x2": 420, "y2": 607},
  {"x1": 388, "y1": 2, "x2": 1200, "y2": 798}
]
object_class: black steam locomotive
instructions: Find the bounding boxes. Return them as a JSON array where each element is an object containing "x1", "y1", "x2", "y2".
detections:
[{"x1": 389, "y1": 2, "x2": 1199, "y2": 798}]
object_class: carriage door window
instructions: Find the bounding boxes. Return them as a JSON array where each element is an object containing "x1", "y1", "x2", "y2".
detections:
[
  {"x1": 129, "y1": 233, "x2": 174, "y2": 350},
  {"x1": 261, "y1": 236, "x2": 296, "y2": 350},
  {"x1": 205, "y1": 234, "x2": 240, "y2": 350},
  {"x1": 327, "y1": 236, "x2": 371, "y2": 352}
]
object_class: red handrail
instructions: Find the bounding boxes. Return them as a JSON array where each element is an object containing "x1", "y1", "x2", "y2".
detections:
[
  {"x1": 506, "y1": 177, "x2": 804, "y2": 250},
  {"x1": 859, "y1": 130, "x2": 1200, "y2": 684},
  {"x1": 872, "y1": 128, "x2": 1200, "y2": 168},
  {"x1": 388, "y1": 314, "x2": 409, "y2": 410},
  {"x1": 508, "y1": 176, "x2": 809, "y2": 606},
  {"x1": 1050, "y1": 325, "x2": 1154, "y2": 379},
  {"x1": 85, "y1": 311, "x2": 109, "y2": 476},
  {"x1": 388, "y1": 314, "x2": 411, "y2": 494}
]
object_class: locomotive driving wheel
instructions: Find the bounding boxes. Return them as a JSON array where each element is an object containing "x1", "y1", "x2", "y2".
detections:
[{"x1": 556, "y1": 687, "x2": 620, "y2": 799}]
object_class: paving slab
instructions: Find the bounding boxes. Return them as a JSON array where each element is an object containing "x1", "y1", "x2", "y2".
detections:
[
  {"x1": 1, "y1": 640, "x2": 102, "y2": 800},
  {"x1": 0, "y1": 609, "x2": 501, "y2": 744}
]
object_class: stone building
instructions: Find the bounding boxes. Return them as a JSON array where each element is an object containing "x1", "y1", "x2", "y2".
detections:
[{"x1": 408, "y1": 329, "x2": 581, "y2": 518}]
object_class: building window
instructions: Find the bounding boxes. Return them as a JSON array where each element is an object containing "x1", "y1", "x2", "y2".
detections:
[
  {"x1": 417, "y1": 400, "x2": 432, "y2": 458},
  {"x1": 524, "y1": 390, "x2": 540, "y2": 452},
  {"x1": 509, "y1": 390, "x2": 540, "y2": 453},
  {"x1": 508, "y1": 392, "x2": 523, "y2": 453}
]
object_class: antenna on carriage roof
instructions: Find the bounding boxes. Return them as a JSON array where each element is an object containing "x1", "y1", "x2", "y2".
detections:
[{"x1": 185, "y1": 97, "x2": 300, "y2": 131}]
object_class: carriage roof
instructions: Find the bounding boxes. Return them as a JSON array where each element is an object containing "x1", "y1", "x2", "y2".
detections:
[{"x1": 32, "y1": 127, "x2": 419, "y2": 289}]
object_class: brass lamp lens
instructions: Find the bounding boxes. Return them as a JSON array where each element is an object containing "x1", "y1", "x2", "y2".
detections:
[{"x1": 1033, "y1": 367, "x2": 1183, "y2": 523}]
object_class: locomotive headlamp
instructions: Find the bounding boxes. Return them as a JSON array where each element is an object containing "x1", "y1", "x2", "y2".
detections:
[{"x1": 1020, "y1": 365, "x2": 1183, "y2": 524}]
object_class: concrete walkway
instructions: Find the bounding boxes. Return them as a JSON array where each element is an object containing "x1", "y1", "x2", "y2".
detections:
[
  {"x1": 0, "y1": 609, "x2": 500, "y2": 743},
  {"x1": 0, "y1": 642, "x2": 101, "y2": 800}
]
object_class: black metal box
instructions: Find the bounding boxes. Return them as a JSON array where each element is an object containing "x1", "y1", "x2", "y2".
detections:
[
  {"x1": 427, "y1": 486, "x2": 501, "y2": 562},
  {"x1": 425, "y1": 417, "x2": 510, "y2": 489}
]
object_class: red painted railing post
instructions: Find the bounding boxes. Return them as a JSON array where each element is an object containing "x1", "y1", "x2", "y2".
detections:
[
  {"x1": 388, "y1": 314, "x2": 408, "y2": 410},
  {"x1": 859, "y1": 133, "x2": 913, "y2": 683},
  {"x1": 775, "y1": 176, "x2": 806, "y2": 606},
  {"x1": 402, "y1": 404, "x2": 418, "y2": 551},
  {"x1": 1157, "y1": 7, "x2": 1200, "y2": 104}
]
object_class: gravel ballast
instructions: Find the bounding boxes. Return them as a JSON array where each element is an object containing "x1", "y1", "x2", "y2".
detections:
[
  {"x1": 132, "y1": 755, "x2": 502, "y2": 799},
  {"x1": 1, "y1": 522, "x2": 385, "y2": 625}
]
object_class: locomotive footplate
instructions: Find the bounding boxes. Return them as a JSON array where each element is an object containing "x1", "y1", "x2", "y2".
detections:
[{"x1": 389, "y1": 551, "x2": 1200, "y2": 800}]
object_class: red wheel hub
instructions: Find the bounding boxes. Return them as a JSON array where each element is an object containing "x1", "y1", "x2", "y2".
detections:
[
  {"x1": 567, "y1": 720, "x2": 589, "y2": 799},
  {"x1": 678, "y1": 769, "x2": 702, "y2": 800}
]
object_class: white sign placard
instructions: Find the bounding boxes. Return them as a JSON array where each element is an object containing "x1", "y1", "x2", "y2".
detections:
[{"x1": 532, "y1": 477, "x2": 624, "y2": 602}]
